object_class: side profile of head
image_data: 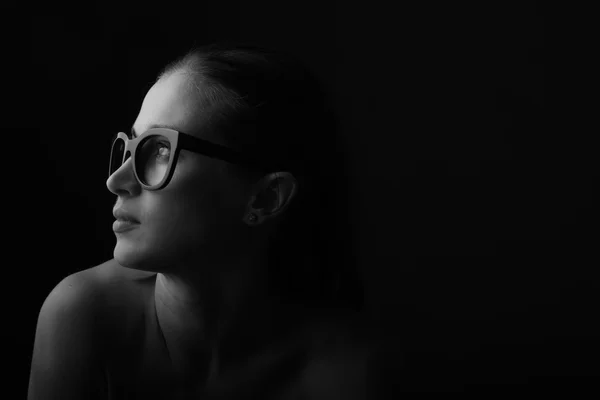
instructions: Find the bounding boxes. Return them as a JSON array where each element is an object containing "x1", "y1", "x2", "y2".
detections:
[{"x1": 106, "y1": 42, "x2": 363, "y2": 310}]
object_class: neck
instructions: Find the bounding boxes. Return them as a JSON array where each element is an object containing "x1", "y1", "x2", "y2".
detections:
[{"x1": 153, "y1": 251, "x2": 284, "y2": 380}]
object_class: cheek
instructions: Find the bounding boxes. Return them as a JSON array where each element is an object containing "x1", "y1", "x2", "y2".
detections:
[
  {"x1": 148, "y1": 192, "x2": 210, "y2": 234},
  {"x1": 143, "y1": 181, "x2": 230, "y2": 243}
]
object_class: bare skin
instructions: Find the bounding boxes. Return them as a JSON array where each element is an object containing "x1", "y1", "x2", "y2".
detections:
[
  {"x1": 105, "y1": 70, "x2": 301, "y2": 389},
  {"x1": 80, "y1": 259, "x2": 373, "y2": 399},
  {"x1": 29, "y1": 67, "x2": 378, "y2": 400}
]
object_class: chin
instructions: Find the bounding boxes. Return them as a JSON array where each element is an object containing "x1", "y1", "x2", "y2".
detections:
[
  {"x1": 113, "y1": 240, "x2": 164, "y2": 273},
  {"x1": 113, "y1": 237, "x2": 193, "y2": 273}
]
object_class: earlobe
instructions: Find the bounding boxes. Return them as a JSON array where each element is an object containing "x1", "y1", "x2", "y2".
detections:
[{"x1": 245, "y1": 212, "x2": 260, "y2": 225}]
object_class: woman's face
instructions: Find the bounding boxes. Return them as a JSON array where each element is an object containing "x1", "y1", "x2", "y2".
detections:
[{"x1": 106, "y1": 71, "x2": 252, "y2": 273}]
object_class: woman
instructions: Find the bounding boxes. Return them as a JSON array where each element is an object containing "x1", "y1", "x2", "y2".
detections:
[{"x1": 28, "y1": 42, "x2": 380, "y2": 399}]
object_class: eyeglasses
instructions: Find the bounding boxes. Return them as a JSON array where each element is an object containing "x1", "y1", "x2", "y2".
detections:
[{"x1": 108, "y1": 127, "x2": 278, "y2": 190}]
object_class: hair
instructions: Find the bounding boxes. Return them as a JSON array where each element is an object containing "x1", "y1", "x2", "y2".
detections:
[{"x1": 157, "y1": 41, "x2": 364, "y2": 312}]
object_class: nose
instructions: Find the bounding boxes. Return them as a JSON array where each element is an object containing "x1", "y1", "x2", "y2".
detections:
[{"x1": 106, "y1": 154, "x2": 141, "y2": 197}]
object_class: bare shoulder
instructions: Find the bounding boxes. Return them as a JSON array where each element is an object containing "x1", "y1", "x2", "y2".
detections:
[
  {"x1": 28, "y1": 261, "x2": 116, "y2": 399},
  {"x1": 38, "y1": 258, "x2": 157, "y2": 348},
  {"x1": 28, "y1": 259, "x2": 160, "y2": 399},
  {"x1": 69, "y1": 258, "x2": 157, "y2": 311},
  {"x1": 35, "y1": 260, "x2": 116, "y2": 321},
  {"x1": 74, "y1": 258, "x2": 157, "y2": 286},
  {"x1": 33, "y1": 258, "x2": 156, "y2": 342},
  {"x1": 74, "y1": 259, "x2": 157, "y2": 334}
]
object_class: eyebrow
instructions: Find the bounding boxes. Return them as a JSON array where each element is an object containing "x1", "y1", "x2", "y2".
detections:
[{"x1": 130, "y1": 123, "x2": 180, "y2": 138}]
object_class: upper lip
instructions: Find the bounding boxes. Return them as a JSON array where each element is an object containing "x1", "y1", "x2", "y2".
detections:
[{"x1": 113, "y1": 209, "x2": 140, "y2": 223}]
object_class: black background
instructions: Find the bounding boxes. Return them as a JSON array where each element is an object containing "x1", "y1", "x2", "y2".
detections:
[{"x1": 8, "y1": 0, "x2": 599, "y2": 395}]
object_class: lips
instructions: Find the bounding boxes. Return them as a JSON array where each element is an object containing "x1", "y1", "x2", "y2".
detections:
[
  {"x1": 113, "y1": 219, "x2": 139, "y2": 233},
  {"x1": 113, "y1": 208, "x2": 140, "y2": 223}
]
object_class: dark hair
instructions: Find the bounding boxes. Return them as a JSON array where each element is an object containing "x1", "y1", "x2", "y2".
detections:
[{"x1": 158, "y1": 41, "x2": 364, "y2": 312}]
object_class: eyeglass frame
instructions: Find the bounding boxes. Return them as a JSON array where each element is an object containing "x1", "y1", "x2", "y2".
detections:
[{"x1": 108, "y1": 127, "x2": 285, "y2": 191}]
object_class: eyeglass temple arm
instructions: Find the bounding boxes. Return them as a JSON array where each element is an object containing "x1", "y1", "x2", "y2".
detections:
[{"x1": 179, "y1": 133, "x2": 282, "y2": 172}]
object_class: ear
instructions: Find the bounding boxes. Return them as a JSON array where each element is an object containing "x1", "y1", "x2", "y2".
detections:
[{"x1": 245, "y1": 172, "x2": 298, "y2": 224}]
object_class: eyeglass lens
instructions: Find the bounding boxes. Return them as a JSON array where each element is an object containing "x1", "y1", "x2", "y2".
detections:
[{"x1": 110, "y1": 135, "x2": 172, "y2": 186}]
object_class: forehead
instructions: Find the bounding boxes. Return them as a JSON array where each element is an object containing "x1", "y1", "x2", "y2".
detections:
[{"x1": 132, "y1": 71, "x2": 213, "y2": 139}]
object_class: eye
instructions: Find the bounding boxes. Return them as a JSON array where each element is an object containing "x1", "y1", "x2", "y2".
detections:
[{"x1": 154, "y1": 141, "x2": 171, "y2": 162}]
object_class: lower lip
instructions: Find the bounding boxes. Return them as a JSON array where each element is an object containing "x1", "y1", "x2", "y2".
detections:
[{"x1": 113, "y1": 220, "x2": 140, "y2": 233}]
